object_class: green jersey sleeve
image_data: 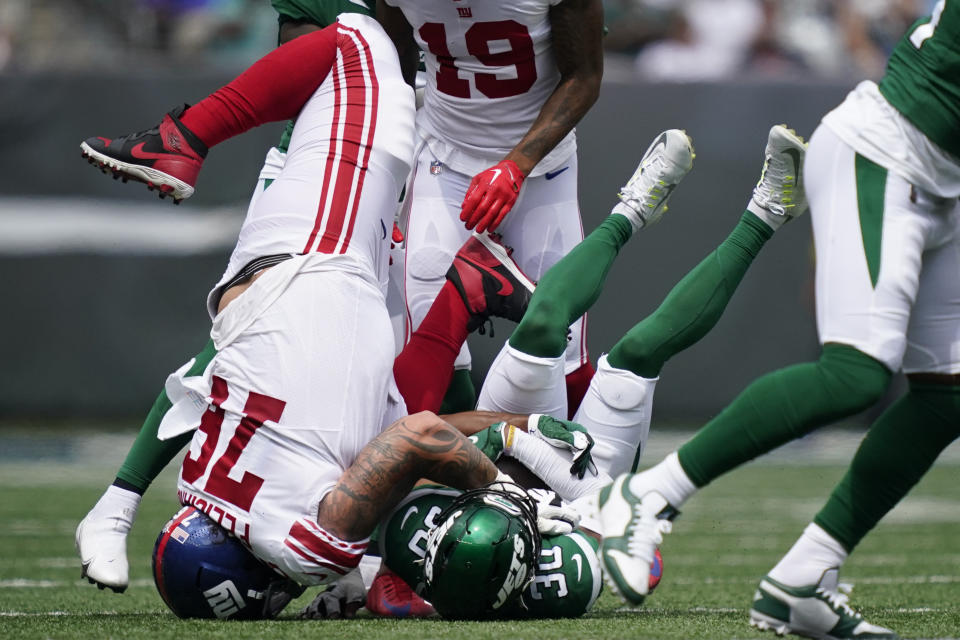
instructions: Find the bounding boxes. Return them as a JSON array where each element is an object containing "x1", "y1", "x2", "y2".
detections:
[
  {"x1": 878, "y1": 0, "x2": 960, "y2": 158},
  {"x1": 271, "y1": 0, "x2": 373, "y2": 27}
]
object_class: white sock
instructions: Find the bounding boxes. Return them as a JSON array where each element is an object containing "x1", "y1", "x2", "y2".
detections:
[
  {"x1": 357, "y1": 555, "x2": 382, "y2": 591},
  {"x1": 506, "y1": 428, "x2": 611, "y2": 502},
  {"x1": 628, "y1": 451, "x2": 697, "y2": 507},
  {"x1": 90, "y1": 485, "x2": 142, "y2": 532},
  {"x1": 746, "y1": 200, "x2": 786, "y2": 231},
  {"x1": 768, "y1": 523, "x2": 848, "y2": 587},
  {"x1": 611, "y1": 205, "x2": 643, "y2": 233}
]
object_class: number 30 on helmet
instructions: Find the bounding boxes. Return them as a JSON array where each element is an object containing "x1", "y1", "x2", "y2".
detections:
[
  {"x1": 151, "y1": 506, "x2": 302, "y2": 619},
  {"x1": 422, "y1": 483, "x2": 542, "y2": 619}
]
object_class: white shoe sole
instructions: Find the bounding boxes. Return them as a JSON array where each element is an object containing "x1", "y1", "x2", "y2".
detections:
[{"x1": 80, "y1": 141, "x2": 194, "y2": 201}]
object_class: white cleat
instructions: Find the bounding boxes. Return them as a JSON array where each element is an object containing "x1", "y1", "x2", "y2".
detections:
[
  {"x1": 749, "y1": 569, "x2": 900, "y2": 640},
  {"x1": 597, "y1": 473, "x2": 678, "y2": 605},
  {"x1": 75, "y1": 490, "x2": 140, "y2": 593},
  {"x1": 613, "y1": 129, "x2": 695, "y2": 232},
  {"x1": 748, "y1": 124, "x2": 808, "y2": 229}
]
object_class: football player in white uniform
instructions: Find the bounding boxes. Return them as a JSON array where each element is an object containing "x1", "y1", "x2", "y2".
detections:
[{"x1": 377, "y1": 0, "x2": 604, "y2": 413}]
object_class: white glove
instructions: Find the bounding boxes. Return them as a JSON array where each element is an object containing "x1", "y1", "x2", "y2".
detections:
[{"x1": 534, "y1": 501, "x2": 581, "y2": 536}]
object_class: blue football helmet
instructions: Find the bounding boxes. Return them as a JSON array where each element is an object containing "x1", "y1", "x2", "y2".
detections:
[{"x1": 152, "y1": 506, "x2": 303, "y2": 619}]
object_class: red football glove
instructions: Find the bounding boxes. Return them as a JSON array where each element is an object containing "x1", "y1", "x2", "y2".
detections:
[{"x1": 460, "y1": 159, "x2": 525, "y2": 233}]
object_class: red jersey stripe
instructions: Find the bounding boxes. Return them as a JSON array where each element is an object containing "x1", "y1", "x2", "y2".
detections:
[
  {"x1": 286, "y1": 520, "x2": 366, "y2": 569},
  {"x1": 316, "y1": 25, "x2": 377, "y2": 254},
  {"x1": 335, "y1": 24, "x2": 379, "y2": 254},
  {"x1": 302, "y1": 37, "x2": 347, "y2": 254}
]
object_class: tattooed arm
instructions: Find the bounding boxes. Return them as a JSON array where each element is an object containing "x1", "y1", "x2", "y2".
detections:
[
  {"x1": 504, "y1": 0, "x2": 604, "y2": 176},
  {"x1": 440, "y1": 410, "x2": 530, "y2": 436},
  {"x1": 316, "y1": 411, "x2": 498, "y2": 540}
]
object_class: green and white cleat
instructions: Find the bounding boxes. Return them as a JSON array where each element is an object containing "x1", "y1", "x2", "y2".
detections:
[
  {"x1": 613, "y1": 129, "x2": 695, "y2": 232},
  {"x1": 748, "y1": 124, "x2": 808, "y2": 228},
  {"x1": 750, "y1": 569, "x2": 900, "y2": 640},
  {"x1": 597, "y1": 473, "x2": 678, "y2": 605}
]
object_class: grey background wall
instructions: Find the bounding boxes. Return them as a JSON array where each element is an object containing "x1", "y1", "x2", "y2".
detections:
[{"x1": 1, "y1": 74, "x2": 883, "y2": 421}]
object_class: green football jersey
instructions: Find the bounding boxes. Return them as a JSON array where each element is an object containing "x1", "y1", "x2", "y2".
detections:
[
  {"x1": 271, "y1": 0, "x2": 373, "y2": 28},
  {"x1": 879, "y1": 0, "x2": 960, "y2": 158},
  {"x1": 378, "y1": 486, "x2": 603, "y2": 619}
]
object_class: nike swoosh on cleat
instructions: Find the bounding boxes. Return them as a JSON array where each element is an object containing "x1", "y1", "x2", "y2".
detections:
[
  {"x1": 382, "y1": 600, "x2": 412, "y2": 617},
  {"x1": 784, "y1": 148, "x2": 801, "y2": 177},
  {"x1": 129, "y1": 143, "x2": 172, "y2": 162},
  {"x1": 544, "y1": 166, "x2": 569, "y2": 180},
  {"x1": 462, "y1": 258, "x2": 514, "y2": 296}
]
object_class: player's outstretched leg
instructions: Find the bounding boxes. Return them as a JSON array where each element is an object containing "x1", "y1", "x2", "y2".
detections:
[
  {"x1": 750, "y1": 378, "x2": 959, "y2": 640},
  {"x1": 395, "y1": 233, "x2": 535, "y2": 414},
  {"x1": 477, "y1": 130, "x2": 694, "y2": 417},
  {"x1": 80, "y1": 26, "x2": 343, "y2": 202},
  {"x1": 597, "y1": 125, "x2": 820, "y2": 605},
  {"x1": 579, "y1": 125, "x2": 807, "y2": 478},
  {"x1": 75, "y1": 339, "x2": 216, "y2": 592}
]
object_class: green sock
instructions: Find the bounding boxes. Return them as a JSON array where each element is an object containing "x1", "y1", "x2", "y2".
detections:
[
  {"x1": 439, "y1": 368, "x2": 477, "y2": 414},
  {"x1": 114, "y1": 339, "x2": 217, "y2": 493},
  {"x1": 678, "y1": 343, "x2": 892, "y2": 487},
  {"x1": 509, "y1": 214, "x2": 633, "y2": 358},
  {"x1": 607, "y1": 211, "x2": 773, "y2": 378},
  {"x1": 814, "y1": 381, "x2": 960, "y2": 551}
]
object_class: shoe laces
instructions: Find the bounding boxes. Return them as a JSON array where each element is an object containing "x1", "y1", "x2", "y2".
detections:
[
  {"x1": 625, "y1": 504, "x2": 673, "y2": 557},
  {"x1": 620, "y1": 159, "x2": 670, "y2": 212},
  {"x1": 754, "y1": 152, "x2": 797, "y2": 213},
  {"x1": 815, "y1": 582, "x2": 861, "y2": 619}
]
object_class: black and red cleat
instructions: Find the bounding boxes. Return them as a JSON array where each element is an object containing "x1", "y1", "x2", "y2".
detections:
[
  {"x1": 446, "y1": 232, "x2": 536, "y2": 332},
  {"x1": 365, "y1": 569, "x2": 436, "y2": 618},
  {"x1": 80, "y1": 105, "x2": 208, "y2": 204}
]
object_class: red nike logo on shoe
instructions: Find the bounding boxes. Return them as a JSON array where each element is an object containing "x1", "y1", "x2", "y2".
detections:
[
  {"x1": 129, "y1": 143, "x2": 172, "y2": 162},
  {"x1": 461, "y1": 257, "x2": 514, "y2": 296}
]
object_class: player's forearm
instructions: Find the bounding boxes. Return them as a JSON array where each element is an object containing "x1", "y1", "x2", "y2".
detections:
[
  {"x1": 441, "y1": 411, "x2": 530, "y2": 436},
  {"x1": 504, "y1": 76, "x2": 600, "y2": 176},
  {"x1": 505, "y1": 0, "x2": 603, "y2": 175}
]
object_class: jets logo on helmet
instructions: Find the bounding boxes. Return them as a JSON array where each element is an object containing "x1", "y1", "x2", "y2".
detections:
[
  {"x1": 493, "y1": 535, "x2": 530, "y2": 609},
  {"x1": 423, "y1": 508, "x2": 462, "y2": 584}
]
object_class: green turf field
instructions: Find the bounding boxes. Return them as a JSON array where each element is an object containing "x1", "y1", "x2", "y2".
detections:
[{"x1": 1, "y1": 427, "x2": 958, "y2": 640}]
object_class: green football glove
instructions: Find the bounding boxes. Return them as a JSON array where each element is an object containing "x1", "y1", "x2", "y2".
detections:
[
  {"x1": 528, "y1": 414, "x2": 597, "y2": 479},
  {"x1": 468, "y1": 421, "x2": 514, "y2": 463}
]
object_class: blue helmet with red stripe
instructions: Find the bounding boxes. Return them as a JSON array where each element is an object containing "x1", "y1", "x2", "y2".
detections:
[{"x1": 152, "y1": 506, "x2": 303, "y2": 619}]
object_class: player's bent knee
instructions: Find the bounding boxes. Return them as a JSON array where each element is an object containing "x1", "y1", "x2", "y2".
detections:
[{"x1": 819, "y1": 342, "x2": 892, "y2": 410}]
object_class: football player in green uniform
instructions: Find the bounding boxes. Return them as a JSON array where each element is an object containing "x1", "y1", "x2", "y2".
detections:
[
  {"x1": 377, "y1": 482, "x2": 605, "y2": 619},
  {"x1": 600, "y1": 3, "x2": 960, "y2": 638},
  {"x1": 364, "y1": 120, "x2": 810, "y2": 619}
]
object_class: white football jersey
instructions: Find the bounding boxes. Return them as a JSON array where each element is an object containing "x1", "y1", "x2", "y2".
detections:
[{"x1": 385, "y1": 0, "x2": 575, "y2": 176}]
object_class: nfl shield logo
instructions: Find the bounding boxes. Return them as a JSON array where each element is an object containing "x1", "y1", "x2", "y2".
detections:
[{"x1": 430, "y1": 160, "x2": 443, "y2": 175}]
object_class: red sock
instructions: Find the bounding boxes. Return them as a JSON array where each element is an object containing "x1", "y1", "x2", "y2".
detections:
[
  {"x1": 565, "y1": 360, "x2": 596, "y2": 419},
  {"x1": 179, "y1": 26, "x2": 339, "y2": 148},
  {"x1": 394, "y1": 282, "x2": 472, "y2": 414}
]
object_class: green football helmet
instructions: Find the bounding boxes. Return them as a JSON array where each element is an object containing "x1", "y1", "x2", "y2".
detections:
[{"x1": 423, "y1": 482, "x2": 542, "y2": 619}]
